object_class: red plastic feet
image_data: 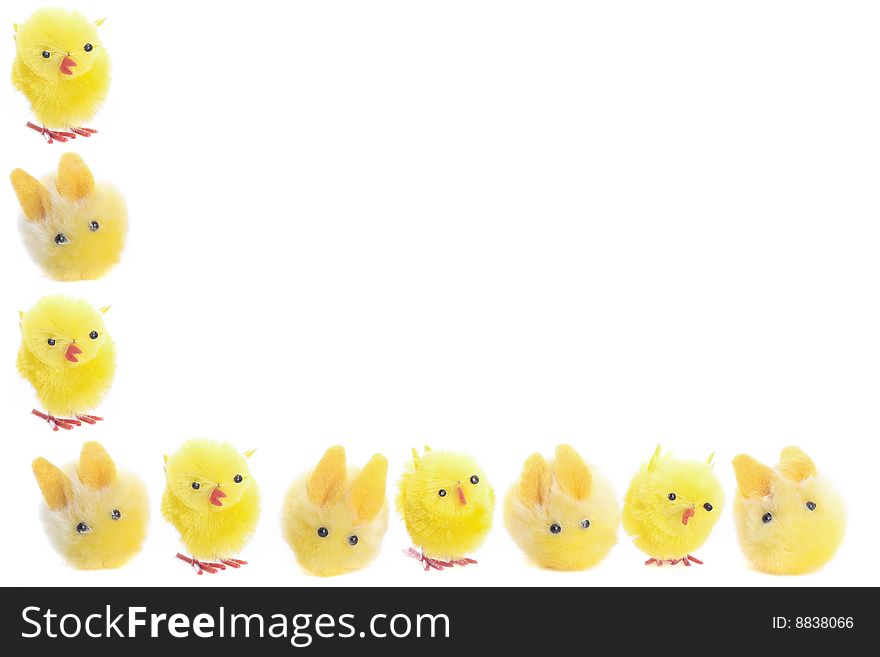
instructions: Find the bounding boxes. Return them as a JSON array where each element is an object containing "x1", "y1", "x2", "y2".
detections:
[
  {"x1": 404, "y1": 547, "x2": 477, "y2": 571},
  {"x1": 645, "y1": 555, "x2": 704, "y2": 567},
  {"x1": 175, "y1": 553, "x2": 247, "y2": 575},
  {"x1": 32, "y1": 409, "x2": 103, "y2": 431},
  {"x1": 26, "y1": 121, "x2": 97, "y2": 144}
]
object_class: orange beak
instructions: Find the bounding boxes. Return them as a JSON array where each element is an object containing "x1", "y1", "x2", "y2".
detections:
[
  {"x1": 681, "y1": 507, "x2": 695, "y2": 525},
  {"x1": 457, "y1": 485, "x2": 467, "y2": 506},
  {"x1": 209, "y1": 487, "x2": 227, "y2": 507},
  {"x1": 65, "y1": 344, "x2": 83, "y2": 363},
  {"x1": 59, "y1": 56, "x2": 77, "y2": 75}
]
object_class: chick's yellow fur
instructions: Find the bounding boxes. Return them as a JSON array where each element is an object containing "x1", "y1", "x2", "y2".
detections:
[
  {"x1": 623, "y1": 446, "x2": 723, "y2": 560},
  {"x1": 18, "y1": 296, "x2": 115, "y2": 417},
  {"x1": 33, "y1": 442, "x2": 148, "y2": 570},
  {"x1": 504, "y1": 445, "x2": 619, "y2": 570},
  {"x1": 733, "y1": 447, "x2": 845, "y2": 575},
  {"x1": 282, "y1": 446, "x2": 389, "y2": 577},
  {"x1": 397, "y1": 447, "x2": 494, "y2": 560},
  {"x1": 11, "y1": 153, "x2": 127, "y2": 281},
  {"x1": 12, "y1": 8, "x2": 110, "y2": 128},
  {"x1": 162, "y1": 440, "x2": 260, "y2": 560}
]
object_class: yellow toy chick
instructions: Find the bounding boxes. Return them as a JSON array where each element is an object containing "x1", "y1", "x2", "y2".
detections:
[
  {"x1": 282, "y1": 446, "x2": 389, "y2": 577},
  {"x1": 732, "y1": 447, "x2": 845, "y2": 575},
  {"x1": 11, "y1": 153, "x2": 128, "y2": 281},
  {"x1": 12, "y1": 8, "x2": 110, "y2": 143},
  {"x1": 504, "y1": 445, "x2": 619, "y2": 571},
  {"x1": 162, "y1": 439, "x2": 260, "y2": 575},
  {"x1": 18, "y1": 295, "x2": 115, "y2": 431},
  {"x1": 623, "y1": 445, "x2": 723, "y2": 567},
  {"x1": 397, "y1": 446, "x2": 494, "y2": 571},
  {"x1": 32, "y1": 441, "x2": 149, "y2": 570}
]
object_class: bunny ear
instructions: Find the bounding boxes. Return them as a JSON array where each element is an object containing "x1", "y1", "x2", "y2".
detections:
[
  {"x1": 732, "y1": 454, "x2": 774, "y2": 499},
  {"x1": 32, "y1": 458, "x2": 73, "y2": 511},
  {"x1": 56, "y1": 153, "x2": 95, "y2": 202},
  {"x1": 554, "y1": 444, "x2": 592, "y2": 500},
  {"x1": 78, "y1": 442, "x2": 117, "y2": 490},
  {"x1": 778, "y1": 446, "x2": 817, "y2": 483},
  {"x1": 351, "y1": 454, "x2": 387, "y2": 522},
  {"x1": 10, "y1": 169, "x2": 52, "y2": 222},
  {"x1": 518, "y1": 453, "x2": 550, "y2": 507},
  {"x1": 647, "y1": 444, "x2": 663, "y2": 473},
  {"x1": 308, "y1": 446, "x2": 347, "y2": 507}
]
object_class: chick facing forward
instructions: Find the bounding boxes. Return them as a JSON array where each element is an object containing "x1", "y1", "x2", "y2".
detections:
[
  {"x1": 397, "y1": 446, "x2": 494, "y2": 571},
  {"x1": 12, "y1": 8, "x2": 110, "y2": 142},
  {"x1": 161, "y1": 439, "x2": 260, "y2": 575},
  {"x1": 282, "y1": 446, "x2": 388, "y2": 577},
  {"x1": 623, "y1": 445, "x2": 723, "y2": 566},
  {"x1": 733, "y1": 447, "x2": 845, "y2": 575},
  {"x1": 11, "y1": 153, "x2": 127, "y2": 281},
  {"x1": 505, "y1": 445, "x2": 619, "y2": 571},
  {"x1": 18, "y1": 295, "x2": 115, "y2": 431},
  {"x1": 32, "y1": 442, "x2": 148, "y2": 570}
]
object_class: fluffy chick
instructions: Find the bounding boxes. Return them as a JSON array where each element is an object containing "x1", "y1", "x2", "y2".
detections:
[
  {"x1": 162, "y1": 439, "x2": 260, "y2": 574},
  {"x1": 282, "y1": 446, "x2": 389, "y2": 577},
  {"x1": 12, "y1": 8, "x2": 110, "y2": 135},
  {"x1": 733, "y1": 446, "x2": 845, "y2": 575},
  {"x1": 505, "y1": 445, "x2": 619, "y2": 571},
  {"x1": 623, "y1": 445, "x2": 723, "y2": 565},
  {"x1": 397, "y1": 446, "x2": 494, "y2": 570},
  {"x1": 11, "y1": 153, "x2": 127, "y2": 281},
  {"x1": 18, "y1": 295, "x2": 115, "y2": 430},
  {"x1": 32, "y1": 442, "x2": 148, "y2": 570}
]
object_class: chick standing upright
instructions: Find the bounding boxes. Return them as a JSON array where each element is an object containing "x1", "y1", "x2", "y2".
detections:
[
  {"x1": 18, "y1": 295, "x2": 115, "y2": 431},
  {"x1": 397, "y1": 446, "x2": 494, "y2": 571},
  {"x1": 623, "y1": 445, "x2": 723, "y2": 566},
  {"x1": 12, "y1": 8, "x2": 110, "y2": 143},
  {"x1": 162, "y1": 439, "x2": 260, "y2": 575}
]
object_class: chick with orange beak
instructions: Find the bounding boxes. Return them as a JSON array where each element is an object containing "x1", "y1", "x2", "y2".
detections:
[
  {"x1": 18, "y1": 295, "x2": 115, "y2": 431},
  {"x1": 161, "y1": 440, "x2": 260, "y2": 575},
  {"x1": 397, "y1": 446, "x2": 495, "y2": 571},
  {"x1": 623, "y1": 445, "x2": 724, "y2": 567},
  {"x1": 11, "y1": 8, "x2": 111, "y2": 143}
]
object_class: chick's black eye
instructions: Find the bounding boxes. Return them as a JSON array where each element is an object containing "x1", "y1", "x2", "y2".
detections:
[
  {"x1": 89, "y1": 220, "x2": 100, "y2": 231},
  {"x1": 42, "y1": 50, "x2": 51, "y2": 58},
  {"x1": 580, "y1": 519, "x2": 591, "y2": 529},
  {"x1": 48, "y1": 338, "x2": 56, "y2": 346},
  {"x1": 55, "y1": 234, "x2": 68, "y2": 245},
  {"x1": 111, "y1": 509, "x2": 121, "y2": 520},
  {"x1": 76, "y1": 522, "x2": 90, "y2": 533},
  {"x1": 84, "y1": 43, "x2": 93, "y2": 52},
  {"x1": 317, "y1": 527, "x2": 329, "y2": 538},
  {"x1": 233, "y1": 474, "x2": 243, "y2": 483},
  {"x1": 191, "y1": 482, "x2": 200, "y2": 490},
  {"x1": 348, "y1": 535, "x2": 359, "y2": 546},
  {"x1": 806, "y1": 501, "x2": 816, "y2": 511},
  {"x1": 549, "y1": 523, "x2": 562, "y2": 534},
  {"x1": 703, "y1": 502, "x2": 713, "y2": 512},
  {"x1": 668, "y1": 493, "x2": 676, "y2": 501},
  {"x1": 762, "y1": 512, "x2": 773, "y2": 524},
  {"x1": 89, "y1": 331, "x2": 99, "y2": 340},
  {"x1": 438, "y1": 489, "x2": 447, "y2": 497},
  {"x1": 470, "y1": 475, "x2": 479, "y2": 485}
]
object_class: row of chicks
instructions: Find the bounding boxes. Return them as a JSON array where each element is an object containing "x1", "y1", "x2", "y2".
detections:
[{"x1": 32, "y1": 440, "x2": 846, "y2": 577}]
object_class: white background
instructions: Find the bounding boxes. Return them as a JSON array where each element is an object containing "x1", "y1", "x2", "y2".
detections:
[{"x1": 1, "y1": 0, "x2": 877, "y2": 588}]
